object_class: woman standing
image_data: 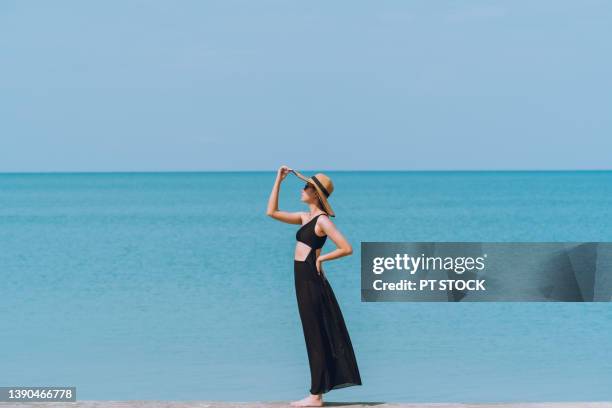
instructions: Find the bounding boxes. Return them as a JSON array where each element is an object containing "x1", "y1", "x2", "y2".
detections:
[{"x1": 266, "y1": 165, "x2": 362, "y2": 407}]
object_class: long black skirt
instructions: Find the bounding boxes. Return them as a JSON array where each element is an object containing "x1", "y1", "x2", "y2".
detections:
[{"x1": 294, "y1": 252, "x2": 362, "y2": 395}]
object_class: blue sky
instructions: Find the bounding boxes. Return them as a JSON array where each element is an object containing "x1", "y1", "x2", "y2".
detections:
[{"x1": 1, "y1": 1, "x2": 611, "y2": 172}]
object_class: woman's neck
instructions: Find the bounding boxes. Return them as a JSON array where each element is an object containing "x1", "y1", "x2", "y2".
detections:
[{"x1": 308, "y1": 204, "x2": 325, "y2": 216}]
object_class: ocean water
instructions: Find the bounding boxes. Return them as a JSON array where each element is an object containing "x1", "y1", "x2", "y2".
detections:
[{"x1": 1, "y1": 171, "x2": 611, "y2": 403}]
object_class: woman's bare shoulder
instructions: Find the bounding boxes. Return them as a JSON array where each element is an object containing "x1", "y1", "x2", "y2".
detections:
[{"x1": 317, "y1": 213, "x2": 335, "y2": 228}]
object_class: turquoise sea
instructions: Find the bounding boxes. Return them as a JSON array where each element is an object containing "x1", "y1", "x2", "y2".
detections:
[{"x1": 1, "y1": 171, "x2": 612, "y2": 403}]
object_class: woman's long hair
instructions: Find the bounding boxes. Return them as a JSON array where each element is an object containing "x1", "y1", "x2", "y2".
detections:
[{"x1": 314, "y1": 191, "x2": 327, "y2": 214}]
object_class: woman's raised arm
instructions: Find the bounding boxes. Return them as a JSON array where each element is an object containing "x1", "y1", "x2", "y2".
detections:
[{"x1": 266, "y1": 165, "x2": 304, "y2": 225}]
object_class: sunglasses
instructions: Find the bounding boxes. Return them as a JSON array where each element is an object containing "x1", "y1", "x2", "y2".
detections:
[{"x1": 303, "y1": 183, "x2": 314, "y2": 191}]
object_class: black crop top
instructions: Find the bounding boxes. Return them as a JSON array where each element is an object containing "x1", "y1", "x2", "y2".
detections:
[{"x1": 296, "y1": 213, "x2": 328, "y2": 249}]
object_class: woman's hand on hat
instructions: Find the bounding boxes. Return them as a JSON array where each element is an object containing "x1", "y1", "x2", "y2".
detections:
[{"x1": 277, "y1": 165, "x2": 293, "y2": 181}]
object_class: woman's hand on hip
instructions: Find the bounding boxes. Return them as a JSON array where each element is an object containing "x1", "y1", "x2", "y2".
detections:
[{"x1": 316, "y1": 258, "x2": 326, "y2": 278}]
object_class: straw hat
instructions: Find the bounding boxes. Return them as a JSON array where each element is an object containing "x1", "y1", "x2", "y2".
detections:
[{"x1": 291, "y1": 170, "x2": 335, "y2": 217}]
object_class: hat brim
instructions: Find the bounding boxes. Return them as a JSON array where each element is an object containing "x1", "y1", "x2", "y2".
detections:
[
  {"x1": 291, "y1": 169, "x2": 335, "y2": 217},
  {"x1": 291, "y1": 169, "x2": 310, "y2": 183}
]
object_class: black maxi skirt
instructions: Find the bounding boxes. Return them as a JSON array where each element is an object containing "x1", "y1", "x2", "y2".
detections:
[{"x1": 293, "y1": 251, "x2": 362, "y2": 395}]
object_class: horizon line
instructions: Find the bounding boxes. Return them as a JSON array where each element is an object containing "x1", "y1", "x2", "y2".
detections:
[{"x1": 0, "y1": 169, "x2": 611, "y2": 175}]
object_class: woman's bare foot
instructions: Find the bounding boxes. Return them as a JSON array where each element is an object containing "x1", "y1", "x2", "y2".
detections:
[{"x1": 289, "y1": 393, "x2": 324, "y2": 407}]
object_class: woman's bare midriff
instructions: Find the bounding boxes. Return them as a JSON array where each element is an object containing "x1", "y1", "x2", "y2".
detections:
[{"x1": 294, "y1": 241, "x2": 321, "y2": 262}]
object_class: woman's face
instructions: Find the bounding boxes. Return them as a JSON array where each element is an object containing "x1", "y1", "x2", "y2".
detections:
[{"x1": 300, "y1": 183, "x2": 317, "y2": 203}]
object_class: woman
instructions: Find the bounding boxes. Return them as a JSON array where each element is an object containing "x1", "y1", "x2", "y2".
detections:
[{"x1": 266, "y1": 165, "x2": 362, "y2": 407}]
